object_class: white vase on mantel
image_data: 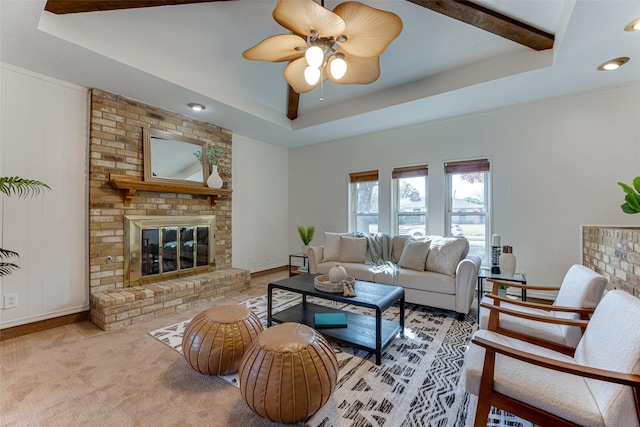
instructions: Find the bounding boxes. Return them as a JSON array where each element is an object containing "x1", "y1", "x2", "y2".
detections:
[{"x1": 206, "y1": 165, "x2": 223, "y2": 189}]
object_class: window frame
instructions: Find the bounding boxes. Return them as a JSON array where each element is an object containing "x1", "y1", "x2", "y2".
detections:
[
  {"x1": 348, "y1": 170, "x2": 379, "y2": 234},
  {"x1": 392, "y1": 164, "x2": 429, "y2": 237},
  {"x1": 445, "y1": 159, "x2": 491, "y2": 265}
]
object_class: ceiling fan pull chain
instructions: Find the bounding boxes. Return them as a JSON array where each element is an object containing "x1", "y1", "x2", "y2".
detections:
[{"x1": 320, "y1": 69, "x2": 325, "y2": 102}]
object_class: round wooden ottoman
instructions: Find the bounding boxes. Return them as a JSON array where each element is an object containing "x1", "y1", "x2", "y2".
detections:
[
  {"x1": 182, "y1": 305, "x2": 263, "y2": 375},
  {"x1": 238, "y1": 322, "x2": 339, "y2": 424}
]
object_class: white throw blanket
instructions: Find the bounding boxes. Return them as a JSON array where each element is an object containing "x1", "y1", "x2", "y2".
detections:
[{"x1": 355, "y1": 232, "x2": 398, "y2": 281}]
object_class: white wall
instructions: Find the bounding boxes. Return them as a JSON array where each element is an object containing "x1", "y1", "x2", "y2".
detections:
[
  {"x1": 288, "y1": 82, "x2": 640, "y2": 289},
  {"x1": 232, "y1": 134, "x2": 289, "y2": 272},
  {"x1": 1, "y1": 63, "x2": 88, "y2": 328}
]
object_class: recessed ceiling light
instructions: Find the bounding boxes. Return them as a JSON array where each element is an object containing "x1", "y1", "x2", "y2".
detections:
[
  {"x1": 624, "y1": 17, "x2": 640, "y2": 32},
  {"x1": 597, "y1": 57, "x2": 630, "y2": 71},
  {"x1": 188, "y1": 103, "x2": 206, "y2": 111}
]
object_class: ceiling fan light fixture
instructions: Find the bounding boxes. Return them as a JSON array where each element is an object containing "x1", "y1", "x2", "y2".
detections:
[
  {"x1": 305, "y1": 45, "x2": 325, "y2": 68},
  {"x1": 330, "y1": 53, "x2": 347, "y2": 79},
  {"x1": 597, "y1": 57, "x2": 630, "y2": 71},
  {"x1": 188, "y1": 103, "x2": 206, "y2": 111},
  {"x1": 304, "y1": 65, "x2": 321, "y2": 85},
  {"x1": 624, "y1": 17, "x2": 640, "y2": 32}
]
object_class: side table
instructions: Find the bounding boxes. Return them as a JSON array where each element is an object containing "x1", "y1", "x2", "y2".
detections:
[
  {"x1": 288, "y1": 253, "x2": 308, "y2": 277},
  {"x1": 477, "y1": 268, "x2": 527, "y2": 316}
]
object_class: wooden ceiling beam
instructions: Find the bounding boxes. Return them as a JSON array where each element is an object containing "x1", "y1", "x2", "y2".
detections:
[
  {"x1": 44, "y1": 0, "x2": 222, "y2": 15},
  {"x1": 287, "y1": 86, "x2": 300, "y2": 121},
  {"x1": 406, "y1": 0, "x2": 554, "y2": 51}
]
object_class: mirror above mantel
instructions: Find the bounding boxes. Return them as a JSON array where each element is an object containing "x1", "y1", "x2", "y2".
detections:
[{"x1": 143, "y1": 128, "x2": 210, "y2": 186}]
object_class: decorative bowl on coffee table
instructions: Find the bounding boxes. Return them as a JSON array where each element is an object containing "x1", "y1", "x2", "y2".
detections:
[{"x1": 314, "y1": 275, "x2": 355, "y2": 293}]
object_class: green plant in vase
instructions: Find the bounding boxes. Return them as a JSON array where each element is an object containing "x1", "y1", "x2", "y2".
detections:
[
  {"x1": 193, "y1": 142, "x2": 224, "y2": 166},
  {"x1": 618, "y1": 176, "x2": 640, "y2": 214},
  {"x1": 297, "y1": 226, "x2": 315, "y2": 254},
  {"x1": 1, "y1": 176, "x2": 50, "y2": 277}
]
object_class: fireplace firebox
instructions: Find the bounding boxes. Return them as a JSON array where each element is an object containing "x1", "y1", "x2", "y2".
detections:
[{"x1": 124, "y1": 215, "x2": 215, "y2": 287}]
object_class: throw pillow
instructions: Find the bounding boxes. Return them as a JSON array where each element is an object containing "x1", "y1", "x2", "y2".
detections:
[
  {"x1": 323, "y1": 232, "x2": 352, "y2": 262},
  {"x1": 391, "y1": 235, "x2": 412, "y2": 263},
  {"x1": 398, "y1": 239, "x2": 431, "y2": 271},
  {"x1": 426, "y1": 237, "x2": 469, "y2": 277},
  {"x1": 339, "y1": 236, "x2": 367, "y2": 263}
]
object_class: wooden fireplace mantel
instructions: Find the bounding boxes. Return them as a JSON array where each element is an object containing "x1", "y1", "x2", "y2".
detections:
[{"x1": 108, "y1": 174, "x2": 232, "y2": 207}]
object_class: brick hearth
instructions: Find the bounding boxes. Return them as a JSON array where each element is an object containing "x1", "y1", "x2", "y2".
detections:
[{"x1": 90, "y1": 269, "x2": 250, "y2": 331}]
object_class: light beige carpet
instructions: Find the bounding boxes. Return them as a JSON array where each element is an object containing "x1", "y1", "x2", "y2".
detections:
[{"x1": 0, "y1": 272, "x2": 293, "y2": 427}]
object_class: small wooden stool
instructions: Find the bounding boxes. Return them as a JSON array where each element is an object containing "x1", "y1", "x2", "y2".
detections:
[
  {"x1": 182, "y1": 305, "x2": 263, "y2": 375},
  {"x1": 238, "y1": 322, "x2": 338, "y2": 424}
]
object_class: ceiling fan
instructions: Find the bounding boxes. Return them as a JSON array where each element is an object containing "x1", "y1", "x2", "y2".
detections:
[
  {"x1": 44, "y1": 0, "x2": 554, "y2": 121},
  {"x1": 242, "y1": 0, "x2": 402, "y2": 96}
]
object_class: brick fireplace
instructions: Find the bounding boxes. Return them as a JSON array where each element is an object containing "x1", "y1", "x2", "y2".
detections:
[
  {"x1": 582, "y1": 226, "x2": 640, "y2": 298},
  {"x1": 88, "y1": 89, "x2": 248, "y2": 330}
]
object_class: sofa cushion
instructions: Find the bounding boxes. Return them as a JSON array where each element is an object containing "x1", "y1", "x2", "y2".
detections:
[
  {"x1": 339, "y1": 236, "x2": 367, "y2": 263},
  {"x1": 397, "y1": 269, "x2": 456, "y2": 294},
  {"x1": 323, "y1": 232, "x2": 351, "y2": 262},
  {"x1": 391, "y1": 235, "x2": 412, "y2": 263},
  {"x1": 398, "y1": 239, "x2": 431, "y2": 271},
  {"x1": 315, "y1": 262, "x2": 375, "y2": 282},
  {"x1": 426, "y1": 237, "x2": 469, "y2": 277}
]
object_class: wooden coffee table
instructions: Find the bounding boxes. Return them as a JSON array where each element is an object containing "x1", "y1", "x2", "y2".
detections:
[{"x1": 267, "y1": 274, "x2": 405, "y2": 365}]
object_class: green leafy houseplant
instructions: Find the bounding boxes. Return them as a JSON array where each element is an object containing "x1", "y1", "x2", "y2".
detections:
[
  {"x1": 297, "y1": 226, "x2": 315, "y2": 246},
  {"x1": 618, "y1": 177, "x2": 640, "y2": 214},
  {"x1": 0, "y1": 176, "x2": 51, "y2": 277},
  {"x1": 193, "y1": 142, "x2": 224, "y2": 166}
]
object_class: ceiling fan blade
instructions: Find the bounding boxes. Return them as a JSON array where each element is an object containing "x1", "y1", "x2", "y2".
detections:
[
  {"x1": 273, "y1": 0, "x2": 345, "y2": 38},
  {"x1": 243, "y1": 34, "x2": 306, "y2": 62},
  {"x1": 407, "y1": 0, "x2": 554, "y2": 51},
  {"x1": 327, "y1": 53, "x2": 379, "y2": 85},
  {"x1": 44, "y1": 0, "x2": 221, "y2": 14},
  {"x1": 333, "y1": 2, "x2": 403, "y2": 58},
  {"x1": 284, "y1": 57, "x2": 327, "y2": 94}
]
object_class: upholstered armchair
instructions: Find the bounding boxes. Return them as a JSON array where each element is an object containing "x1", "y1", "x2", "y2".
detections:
[
  {"x1": 465, "y1": 290, "x2": 640, "y2": 427},
  {"x1": 479, "y1": 264, "x2": 607, "y2": 354}
]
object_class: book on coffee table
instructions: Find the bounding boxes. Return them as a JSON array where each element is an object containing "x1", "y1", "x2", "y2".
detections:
[{"x1": 314, "y1": 312, "x2": 347, "y2": 328}]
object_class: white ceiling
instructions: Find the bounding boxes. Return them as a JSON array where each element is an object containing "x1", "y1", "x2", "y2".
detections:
[{"x1": 1, "y1": 0, "x2": 639, "y2": 149}]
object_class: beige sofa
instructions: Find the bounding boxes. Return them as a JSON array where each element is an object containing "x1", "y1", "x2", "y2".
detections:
[{"x1": 308, "y1": 232, "x2": 481, "y2": 315}]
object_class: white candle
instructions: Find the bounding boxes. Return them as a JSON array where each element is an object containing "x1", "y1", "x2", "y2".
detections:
[{"x1": 492, "y1": 234, "x2": 501, "y2": 247}]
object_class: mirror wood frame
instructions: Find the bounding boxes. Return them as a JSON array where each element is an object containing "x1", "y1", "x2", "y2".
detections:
[{"x1": 143, "y1": 128, "x2": 210, "y2": 187}]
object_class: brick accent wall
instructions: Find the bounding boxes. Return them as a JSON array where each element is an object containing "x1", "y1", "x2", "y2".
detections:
[
  {"x1": 582, "y1": 226, "x2": 640, "y2": 298},
  {"x1": 88, "y1": 89, "x2": 241, "y2": 329}
]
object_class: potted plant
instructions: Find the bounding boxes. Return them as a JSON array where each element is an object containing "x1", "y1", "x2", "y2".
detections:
[
  {"x1": 618, "y1": 177, "x2": 640, "y2": 213},
  {"x1": 0, "y1": 176, "x2": 50, "y2": 277},
  {"x1": 297, "y1": 226, "x2": 315, "y2": 254},
  {"x1": 194, "y1": 143, "x2": 225, "y2": 188}
]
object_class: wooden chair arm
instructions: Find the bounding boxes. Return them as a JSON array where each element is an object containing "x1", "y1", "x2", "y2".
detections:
[
  {"x1": 480, "y1": 301, "x2": 589, "y2": 328},
  {"x1": 484, "y1": 294, "x2": 596, "y2": 315},
  {"x1": 487, "y1": 279, "x2": 561, "y2": 292},
  {"x1": 472, "y1": 335, "x2": 640, "y2": 387}
]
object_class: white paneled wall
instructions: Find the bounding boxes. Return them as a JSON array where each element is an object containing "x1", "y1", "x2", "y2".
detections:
[
  {"x1": 288, "y1": 82, "x2": 640, "y2": 292},
  {"x1": 231, "y1": 134, "x2": 289, "y2": 272},
  {"x1": 1, "y1": 64, "x2": 88, "y2": 328}
]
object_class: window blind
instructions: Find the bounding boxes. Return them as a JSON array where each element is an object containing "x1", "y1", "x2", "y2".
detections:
[
  {"x1": 349, "y1": 170, "x2": 379, "y2": 183},
  {"x1": 445, "y1": 159, "x2": 490, "y2": 174},
  {"x1": 392, "y1": 165, "x2": 428, "y2": 179}
]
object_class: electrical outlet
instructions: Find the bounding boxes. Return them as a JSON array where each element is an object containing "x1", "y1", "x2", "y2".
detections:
[{"x1": 4, "y1": 294, "x2": 18, "y2": 309}]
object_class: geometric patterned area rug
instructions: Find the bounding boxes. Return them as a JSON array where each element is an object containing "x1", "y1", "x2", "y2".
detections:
[{"x1": 149, "y1": 290, "x2": 533, "y2": 427}]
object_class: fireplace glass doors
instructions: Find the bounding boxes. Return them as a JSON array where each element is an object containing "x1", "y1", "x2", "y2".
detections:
[
  {"x1": 140, "y1": 226, "x2": 210, "y2": 276},
  {"x1": 125, "y1": 215, "x2": 215, "y2": 286}
]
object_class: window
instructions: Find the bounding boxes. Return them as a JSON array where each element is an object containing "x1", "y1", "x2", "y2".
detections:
[
  {"x1": 445, "y1": 159, "x2": 490, "y2": 264},
  {"x1": 393, "y1": 165, "x2": 428, "y2": 237},
  {"x1": 349, "y1": 170, "x2": 379, "y2": 233}
]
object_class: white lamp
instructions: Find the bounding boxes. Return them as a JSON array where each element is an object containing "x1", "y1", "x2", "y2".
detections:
[
  {"x1": 329, "y1": 53, "x2": 347, "y2": 79},
  {"x1": 304, "y1": 66, "x2": 321, "y2": 85},
  {"x1": 305, "y1": 45, "x2": 324, "y2": 68}
]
